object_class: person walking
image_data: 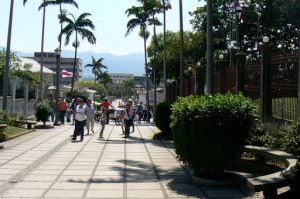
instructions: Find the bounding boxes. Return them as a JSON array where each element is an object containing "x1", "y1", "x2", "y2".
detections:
[
  {"x1": 99, "y1": 109, "x2": 107, "y2": 138},
  {"x1": 70, "y1": 98, "x2": 78, "y2": 125},
  {"x1": 137, "y1": 101, "x2": 143, "y2": 124},
  {"x1": 72, "y1": 99, "x2": 87, "y2": 142},
  {"x1": 86, "y1": 99, "x2": 95, "y2": 135},
  {"x1": 48, "y1": 94, "x2": 56, "y2": 122},
  {"x1": 122, "y1": 101, "x2": 134, "y2": 138},
  {"x1": 100, "y1": 97, "x2": 113, "y2": 124},
  {"x1": 58, "y1": 98, "x2": 67, "y2": 125}
]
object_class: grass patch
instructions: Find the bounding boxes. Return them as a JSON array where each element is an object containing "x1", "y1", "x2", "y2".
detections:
[{"x1": 3, "y1": 126, "x2": 29, "y2": 138}]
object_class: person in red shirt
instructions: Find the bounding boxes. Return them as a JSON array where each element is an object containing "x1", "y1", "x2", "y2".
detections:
[
  {"x1": 100, "y1": 97, "x2": 113, "y2": 124},
  {"x1": 58, "y1": 97, "x2": 67, "y2": 125}
]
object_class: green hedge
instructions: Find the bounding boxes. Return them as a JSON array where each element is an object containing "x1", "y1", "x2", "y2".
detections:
[
  {"x1": 155, "y1": 102, "x2": 172, "y2": 136},
  {"x1": 171, "y1": 93, "x2": 257, "y2": 175}
]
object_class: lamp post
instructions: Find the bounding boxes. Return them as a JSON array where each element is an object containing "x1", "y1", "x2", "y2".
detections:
[
  {"x1": 217, "y1": 54, "x2": 227, "y2": 94},
  {"x1": 187, "y1": 66, "x2": 192, "y2": 95},
  {"x1": 195, "y1": 61, "x2": 204, "y2": 95},
  {"x1": 236, "y1": 50, "x2": 247, "y2": 93},
  {"x1": 54, "y1": 47, "x2": 61, "y2": 126},
  {"x1": 260, "y1": 36, "x2": 271, "y2": 123}
]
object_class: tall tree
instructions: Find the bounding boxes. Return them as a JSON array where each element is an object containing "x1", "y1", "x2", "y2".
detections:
[
  {"x1": 85, "y1": 56, "x2": 107, "y2": 82},
  {"x1": 2, "y1": 0, "x2": 15, "y2": 111},
  {"x1": 126, "y1": 2, "x2": 160, "y2": 121},
  {"x1": 96, "y1": 71, "x2": 112, "y2": 87},
  {"x1": 60, "y1": 12, "x2": 96, "y2": 94},
  {"x1": 38, "y1": 0, "x2": 78, "y2": 49},
  {"x1": 23, "y1": 0, "x2": 47, "y2": 99}
]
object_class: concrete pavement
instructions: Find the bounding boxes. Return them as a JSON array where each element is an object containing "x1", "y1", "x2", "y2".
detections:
[{"x1": 0, "y1": 122, "x2": 263, "y2": 198}]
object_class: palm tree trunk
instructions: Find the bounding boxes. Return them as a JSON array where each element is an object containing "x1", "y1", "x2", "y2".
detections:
[
  {"x1": 2, "y1": 0, "x2": 15, "y2": 111},
  {"x1": 39, "y1": 1, "x2": 46, "y2": 99},
  {"x1": 71, "y1": 33, "x2": 78, "y2": 94},
  {"x1": 153, "y1": 21, "x2": 157, "y2": 120},
  {"x1": 143, "y1": 31, "x2": 150, "y2": 122},
  {"x1": 162, "y1": 0, "x2": 167, "y2": 102}
]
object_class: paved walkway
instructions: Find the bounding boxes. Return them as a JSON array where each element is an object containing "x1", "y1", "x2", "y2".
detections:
[{"x1": 0, "y1": 122, "x2": 263, "y2": 198}]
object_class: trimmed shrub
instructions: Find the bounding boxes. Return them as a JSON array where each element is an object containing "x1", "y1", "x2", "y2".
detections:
[
  {"x1": 171, "y1": 93, "x2": 257, "y2": 176},
  {"x1": 35, "y1": 101, "x2": 52, "y2": 125},
  {"x1": 155, "y1": 102, "x2": 172, "y2": 136}
]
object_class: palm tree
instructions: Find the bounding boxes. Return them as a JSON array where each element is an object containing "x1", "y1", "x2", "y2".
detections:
[
  {"x1": 60, "y1": 12, "x2": 96, "y2": 94},
  {"x1": 85, "y1": 56, "x2": 107, "y2": 82},
  {"x1": 96, "y1": 71, "x2": 112, "y2": 87},
  {"x1": 23, "y1": 0, "x2": 47, "y2": 99},
  {"x1": 139, "y1": 0, "x2": 162, "y2": 118},
  {"x1": 2, "y1": 0, "x2": 15, "y2": 111},
  {"x1": 38, "y1": 0, "x2": 78, "y2": 49},
  {"x1": 126, "y1": 2, "x2": 160, "y2": 122},
  {"x1": 161, "y1": 0, "x2": 171, "y2": 100}
]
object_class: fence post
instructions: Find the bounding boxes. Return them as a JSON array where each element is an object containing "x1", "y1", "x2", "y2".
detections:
[{"x1": 236, "y1": 51, "x2": 247, "y2": 93}]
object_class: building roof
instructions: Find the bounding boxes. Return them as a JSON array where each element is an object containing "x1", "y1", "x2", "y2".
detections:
[{"x1": 20, "y1": 57, "x2": 55, "y2": 74}]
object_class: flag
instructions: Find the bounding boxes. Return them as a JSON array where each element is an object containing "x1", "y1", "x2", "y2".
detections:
[
  {"x1": 235, "y1": 0, "x2": 244, "y2": 23},
  {"x1": 62, "y1": 70, "x2": 73, "y2": 77}
]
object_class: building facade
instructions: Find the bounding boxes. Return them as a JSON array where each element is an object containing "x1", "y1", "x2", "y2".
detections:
[
  {"x1": 29, "y1": 52, "x2": 83, "y2": 86},
  {"x1": 108, "y1": 73, "x2": 134, "y2": 98}
]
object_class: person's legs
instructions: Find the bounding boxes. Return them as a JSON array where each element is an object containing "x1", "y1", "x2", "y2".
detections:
[
  {"x1": 80, "y1": 120, "x2": 85, "y2": 141},
  {"x1": 106, "y1": 112, "x2": 109, "y2": 124},
  {"x1": 100, "y1": 123, "x2": 105, "y2": 138},
  {"x1": 90, "y1": 117, "x2": 94, "y2": 133},
  {"x1": 51, "y1": 110, "x2": 55, "y2": 122},
  {"x1": 72, "y1": 120, "x2": 79, "y2": 140},
  {"x1": 125, "y1": 123, "x2": 130, "y2": 137},
  {"x1": 86, "y1": 118, "x2": 90, "y2": 135},
  {"x1": 60, "y1": 111, "x2": 65, "y2": 124}
]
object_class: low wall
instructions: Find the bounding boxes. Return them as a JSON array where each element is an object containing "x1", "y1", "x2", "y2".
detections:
[{"x1": 0, "y1": 97, "x2": 36, "y2": 118}]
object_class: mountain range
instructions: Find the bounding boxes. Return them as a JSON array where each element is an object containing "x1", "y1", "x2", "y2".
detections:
[{"x1": 3, "y1": 47, "x2": 145, "y2": 79}]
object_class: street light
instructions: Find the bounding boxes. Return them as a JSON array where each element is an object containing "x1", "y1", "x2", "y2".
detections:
[
  {"x1": 195, "y1": 61, "x2": 204, "y2": 95},
  {"x1": 260, "y1": 36, "x2": 271, "y2": 123},
  {"x1": 217, "y1": 54, "x2": 227, "y2": 94},
  {"x1": 187, "y1": 66, "x2": 192, "y2": 95},
  {"x1": 54, "y1": 47, "x2": 61, "y2": 126}
]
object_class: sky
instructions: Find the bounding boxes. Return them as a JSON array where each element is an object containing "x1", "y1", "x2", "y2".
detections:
[{"x1": 0, "y1": 0, "x2": 204, "y2": 56}]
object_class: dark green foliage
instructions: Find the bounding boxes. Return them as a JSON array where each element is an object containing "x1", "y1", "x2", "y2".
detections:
[
  {"x1": 35, "y1": 101, "x2": 52, "y2": 125},
  {"x1": 171, "y1": 93, "x2": 257, "y2": 175},
  {"x1": 155, "y1": 102, "x2": 172, "y2": 136},
  {"x1": 247, "y1": 121, "x2": 267, "y2": 147},
  {"x1": 282, "y1": 162, "x2": 300, "y2": 194},
  {"x1": 0, "y1": 112, "x2": 22, "y2": 127},
  {"x1": 263, "y1": 123, "x2": 300, "y2": 159}
]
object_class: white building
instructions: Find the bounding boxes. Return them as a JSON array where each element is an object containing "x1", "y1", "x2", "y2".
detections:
[{"x1": 108, "y1": 73, "x2": 134, "y2": 98}]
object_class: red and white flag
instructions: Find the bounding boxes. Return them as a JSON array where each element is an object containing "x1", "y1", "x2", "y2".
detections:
[
  {"x1": 62, "y1": 70, "x2": 73, "y2": 77},
  {"x1": 235, "y1": 0, "x2": 244, "y2": 23}
]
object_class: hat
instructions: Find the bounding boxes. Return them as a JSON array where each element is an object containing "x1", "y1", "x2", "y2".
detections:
[{"x1": 128, "y1": 98, "x2": 133, "y2": 102}]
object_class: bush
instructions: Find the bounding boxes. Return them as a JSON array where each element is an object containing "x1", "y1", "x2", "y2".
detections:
[
  {"x1": 247, "y1": 121, "x2": 267, "y2": 147},
  {"x1": 171, "y1": 93, "x2": 257, "y2": 176},
  {"x1": 282, "y1": 162, "x2": 300, "y2": 195},
  {"x1": 35, "y1": 101, "x2": 52, "y2": 125},
  {"x1": 262, "y1": 123, "x2": 300, "y2": 159},
  {"x1": 155, "y1": 102, "x2": 172, "y2": 136}
]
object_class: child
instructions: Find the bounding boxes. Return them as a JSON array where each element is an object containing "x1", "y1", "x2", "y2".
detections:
[{"x1": 99, "y1": 109, "x2": 107, "y2": 138}]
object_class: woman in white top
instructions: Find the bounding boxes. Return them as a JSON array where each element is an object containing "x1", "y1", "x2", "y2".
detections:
[{"x1": 72, "y1": 99, "x2": 87, "y2": 141}]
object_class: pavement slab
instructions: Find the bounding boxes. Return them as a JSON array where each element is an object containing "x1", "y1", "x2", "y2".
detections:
[{"x1": 0, "y1": 122, "x2": 265, "y2": 198}]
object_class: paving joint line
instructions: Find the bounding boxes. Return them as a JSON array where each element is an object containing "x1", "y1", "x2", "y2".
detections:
[
  {"x1": 136, "y1": 126, "x2": 169, "y2": 199},
  {"x1": 0, "y1": 127, "x2": 72, "y2": 195},
  {"x1": 81, "y1": 125, "x2": 116, "y2": 199},
  {"x1": 147, "y1": 126, "x2": 210, "y2": 198},
  {"x1": 0, "y1": 127, "x2": 67, "y2": 167},
  {"x1": 39, "y1": 125, "x2": 101, "y2": 198}
]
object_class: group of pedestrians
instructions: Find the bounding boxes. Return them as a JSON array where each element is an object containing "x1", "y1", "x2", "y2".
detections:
[{"x1": 43, "y1": 95, "x2": 151, "y2": 141}]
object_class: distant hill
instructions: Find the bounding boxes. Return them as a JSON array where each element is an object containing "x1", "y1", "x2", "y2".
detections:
[{"x1": 2, "y1": 46, "x2": 145, "y2": 79}]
